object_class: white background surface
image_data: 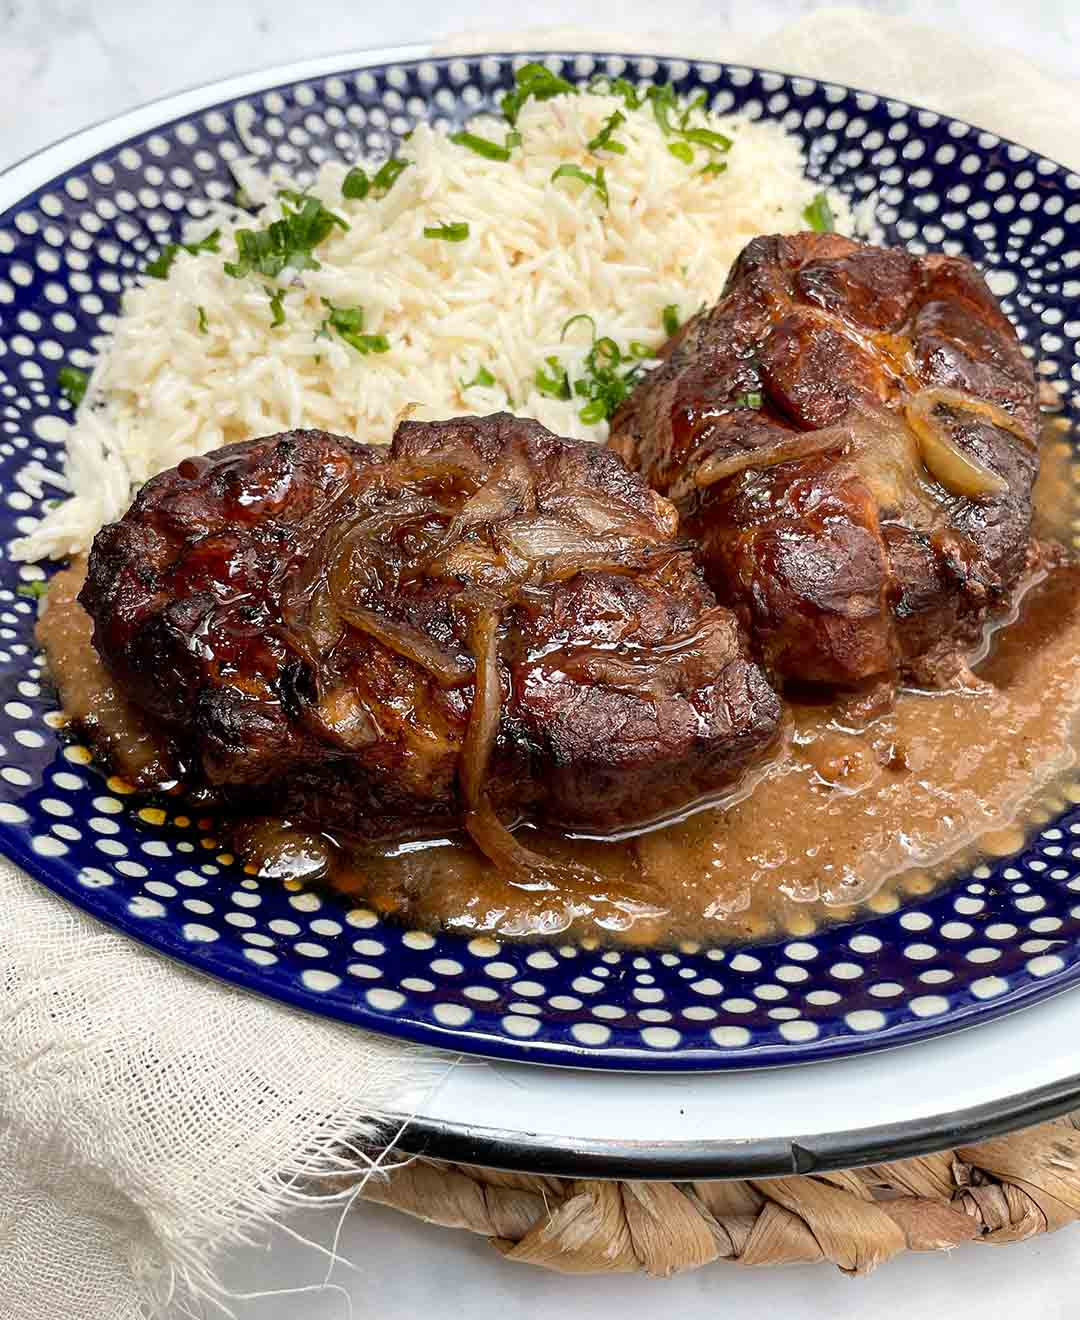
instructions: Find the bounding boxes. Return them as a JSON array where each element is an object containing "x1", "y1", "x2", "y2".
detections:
[{"x1": 4, "y1": 1, "x2": 1080, "y2": 1316}]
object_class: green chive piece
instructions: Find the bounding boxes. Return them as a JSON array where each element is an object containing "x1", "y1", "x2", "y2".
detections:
[
  {"x1": 423, "y1": 222, "x2": 470, "y2": 242},
  {"x1": 449, "y1": 130, "x2": 513, "y2": 162},
  {"x1": 701, "y1": 160, "x2": 728, "y2": 177},
  {"x1": 16, "y1": 580, "x2": 48, "y2": 599},
  {"x1": 803, "y1": 191, "x2": 835, "y2": 234},
  {"x1": 265, "y1": 286, "x2": 286, "y2": 327},
  {"x1": 662, "y1": 304, "x2": 680, "y2": 338},
  {"x1": 535, "y1": 355, "x2": 571, "y2": 401},
  {"x1": 550, "y1": 163, "x2": 608, "y2": 207},
  {"x1": 196, "y1": 305, "x2": 209, "y2": 334},
  {"x1": 318, "y1": 297, "x2": 389, "y2": 354},
  {"x1": 734, "y1": 391, "x2": 763, "y2": 410},
  {"x1": 342, "y1": 167, "x2": 371, "y2": 200},
  {"x1": 502, "y1": 62, "x2": 576, "y2": 125},
  {"x1": 680, "y1": 126, "x2": 732, "y2": 151},
  {"x1": 145, "y1": 227, "x2": 221, "y2": 279},
  {"x1": 668, "y1": 141, "x2": 694, "y2": 165},
  {"x1": 460, "y1": 365, "x2": 497, "y2": 390},
  {"x1": 587, "y1": 110, "x2": 627, "y2": 155},
  {"x1": 372, "y1": 158, "x2": 410, "y2": 194},
  {"x1": 57, "y1": 366, "x2": 88, "y2": 407},
  {"x1": 646, "y1": 83, "x2": 680, "y2": 136},
  {"x1": 224, "y1": 196, "x2": 346, "y2": 280},
  {"x1": 560, "y1": 313, "x2": 597, "y2": 342}
]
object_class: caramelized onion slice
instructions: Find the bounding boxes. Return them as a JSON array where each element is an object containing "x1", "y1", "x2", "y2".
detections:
[
  {"x1": 910, "y1": 386, "x2": 1037, "y2": 452},
  {"x1": 334, "y1": 602, "x2": 472, "y2": 687},
  {"x1": 695, "y1": 428, "x2": 850, "y2": 487},
  {"x1": 904, "y1": 391, "x2": 1011, "y2": 500}
]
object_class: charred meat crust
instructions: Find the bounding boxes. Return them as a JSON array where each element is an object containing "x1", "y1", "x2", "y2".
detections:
[
  {"x1": 609, "y1": 232, "x2": 1039, "y2": 688},
  {"x1": 81, "y1": 415, "x2": 781, "y2": 845}
]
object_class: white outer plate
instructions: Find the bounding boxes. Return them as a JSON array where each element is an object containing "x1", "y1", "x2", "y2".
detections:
[{"x1": 5, "y1": 48, "x2": 1078, "y2": 1175}]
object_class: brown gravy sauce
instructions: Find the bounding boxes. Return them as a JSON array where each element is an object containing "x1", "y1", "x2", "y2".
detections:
[{"x1": 37, "y1": 421, "x2": 1080, "y2": 948}]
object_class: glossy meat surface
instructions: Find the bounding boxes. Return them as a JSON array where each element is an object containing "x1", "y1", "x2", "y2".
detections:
[
  {"x1": 609, "y1": 233, "x2": 1040, "y2": 688},
  {"x1": 81, "y1": 416, "x2": 780, "y2": 856}
]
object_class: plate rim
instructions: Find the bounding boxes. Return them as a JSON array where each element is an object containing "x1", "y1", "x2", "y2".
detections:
[{"x1": 2, "y1": 47, "x2": 1080, "y2": 1103}]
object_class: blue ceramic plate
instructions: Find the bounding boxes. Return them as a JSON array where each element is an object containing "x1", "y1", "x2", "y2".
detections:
[{"x1": 2, "y1": 51, "x2": 1079, "y2": 1071}]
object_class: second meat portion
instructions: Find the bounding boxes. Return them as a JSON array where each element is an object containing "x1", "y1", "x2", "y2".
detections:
[{"x1": 609, "y1": 233, "x2": 1041, "y2": 691}]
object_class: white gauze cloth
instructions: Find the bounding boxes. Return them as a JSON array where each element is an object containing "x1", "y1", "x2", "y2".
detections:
[{"x1": 2, "y1": 9, "x2": 1079, "y2": 1319}]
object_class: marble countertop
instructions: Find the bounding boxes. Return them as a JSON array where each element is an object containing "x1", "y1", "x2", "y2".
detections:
[{"x1": 4, "y1": 1, "x2": 1080, "y2": 1316}]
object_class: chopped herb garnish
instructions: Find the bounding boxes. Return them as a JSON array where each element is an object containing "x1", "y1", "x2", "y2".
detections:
[
  {"x1": 550, "y1": 163, "x2": 609, "y2": 208},
  {"x1": 662, "y1": 304, "x2": 680, "y2": 338},
  {"x1": 560, "y1": 312, "x2": 597, "y2": 342},
  {"x1": 535, "y1": 355, "x2": 571, "y2": 401},
  {"x1": 734, "y1": 391, "x2": 763, "y2": 410},
  {"x1": 423, "y1": 221, "x2": 470, "y2": 242},
  {"x1": 196, "y1": 304, "x2": 209, "y2": 334},
  {"x1": 449, "y1": 130, "x2": 515, "y2": 162},
  {"x1": 628, "y1": 340, "x2": 653, "y2": 359},
  {"x1": 17, "y1": 580, "x2": 48, "y2": 600},
  {"x1": 587, "y1": 75, "x2": 642, "y2": 111},
  {"x1": 224, "y1": 196, "x2": 347, "y2": 280},
  {"x1": 232, "y1": 183, "x2": 256, "y2": 212},
  {"x1": 506, "y1": 130, "x2": 523, "y2": 149},
  {"x1": 701, "y1": 160, "x2": 728, "y2": 177},
  {"x1": 318, "y1": 298, "x2": 389, "y2": 355},
  {"x1": 646, "y1": 83, "x2": 680, "y2": 136},
  {"x1": 668, "y1": 142, "x2": 694, "y2": 165},
  {"x1": 502, "y1": 62, "x2": 576, "y2": 125},
  {"x1": 803, "y1": 190, "x2": 835, "y2": 234},
  {"x1": 145, "y1": 227, "x2": 222, "y2": 279},
  {"x1": 680, "y1": 126, "x2": 732, "y2": 151},
  {"x1": 460, "y1": 365, "x2": 497, "y2": 390},
  {"x1": 372, "y1": 158, "x2": 409, "y2": 194},
  {"x1": 572, "y1": 336, "x2": 644, "y2": 424},
  {"x1": 342, "y1": 167, "x2": 371, "y2": 200},
  {"x1": 265, "y1": 286, "x2": 286, "y2": 327},
  {"x1": 587, "y1": 110, "x2": 627, "y2": 155},
  {"x1": 57, "y1": 366, "x2": 88, "y2": 407},
  {"x1": 678, "y1": 92, "x2": 708, "y2": 130}
]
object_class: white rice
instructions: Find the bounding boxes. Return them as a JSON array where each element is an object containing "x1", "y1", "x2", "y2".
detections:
[{"x1": 14, "y1": 90, "x2": 849, "y2": 561}]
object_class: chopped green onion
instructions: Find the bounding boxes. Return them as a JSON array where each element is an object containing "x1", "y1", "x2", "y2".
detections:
[
  {"x1": 145, "y1": 227, "x2": 221, "y2": 279},
  {"x1": 342, "y1": 167, "x2": 371, "y2": 200},
  {"x1": 535, "y1": 356, "x2": 571, "y2": 401},
  {"x1": 423, "y1": 222, "x2": 470, "y2": 242},
  {"x1": 16, "y1": 580, "x2": 48, "y2": 600},
  {"x1": 318, "y1": 298, "x2": 389, "y2": 355},
  {"x1": 662, "y1": 304, "x2": 680, "y2": 338},
  {"x1": 57, "y1": 366, "x2": 88, "y2": 407},
  {"x1": 587, "y1": 110, "x2": 627, "y2": 155},
  {"x1": 232, "y1": 184, "x2": 256, "y2": 212},
  {"x1": 579, "y1": 399, "x2": 608, "y2": 425},
  {"x1": 265, "y1": 286, "x2": 286, "y2": 327},
  {"x1": 560, "y1": 313, "x2": 597, "y2": 342},
  {"x1": 678, "y1": 92, "x2": 708, "y2": 130},
  {"x1": 646, "y1": 83, "x2": 679, "y2": 136},
  {"x1": 803, "y1": 191, "x2": 835, "y2": 234},
  {"x1": 502, "y1": 62, "x2": 576, "y2": 125},
  {"x1": 701, "y1": 160, "x2": 728, "y2": 177},
  {"x1": 224, "y1": 196, "x2": 347, "y2": 280},
  {"x1": 628, "y1": 340, "x2": 653, "y2": 359},
  {"x1": 587, "y1": 75, "x2": 643, "y2": 110},
  {"x1": 506, "y1": 130, "x2": 523, "y2": 149},
  {"x1": 590, "y1": 337, "x2": 621, "y2": 371},
  {"x1": 734, "y1": 391, "x2": 763, "y2": 410},
  {"x1": 449, "y1": 130, "x2": 513, "y2": 162},
  {"x1": 460, "y1": 365, "x2": 497, "y2": 390},
  {"x1": 372, "y1": 158, "x2": 410, "y2": 194},
  {"x1": 550, "y1": 163, "x2": 608, "y2": 208},
  {"x1": 680, "y1": 126, "x2": 732, "y2": 152},
  {"x1": 196, "y1": 304, "x2": 209, "y2": 334},
  {"x1": 668, "y1": 141, "x2": 694, "y2": 165}
]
